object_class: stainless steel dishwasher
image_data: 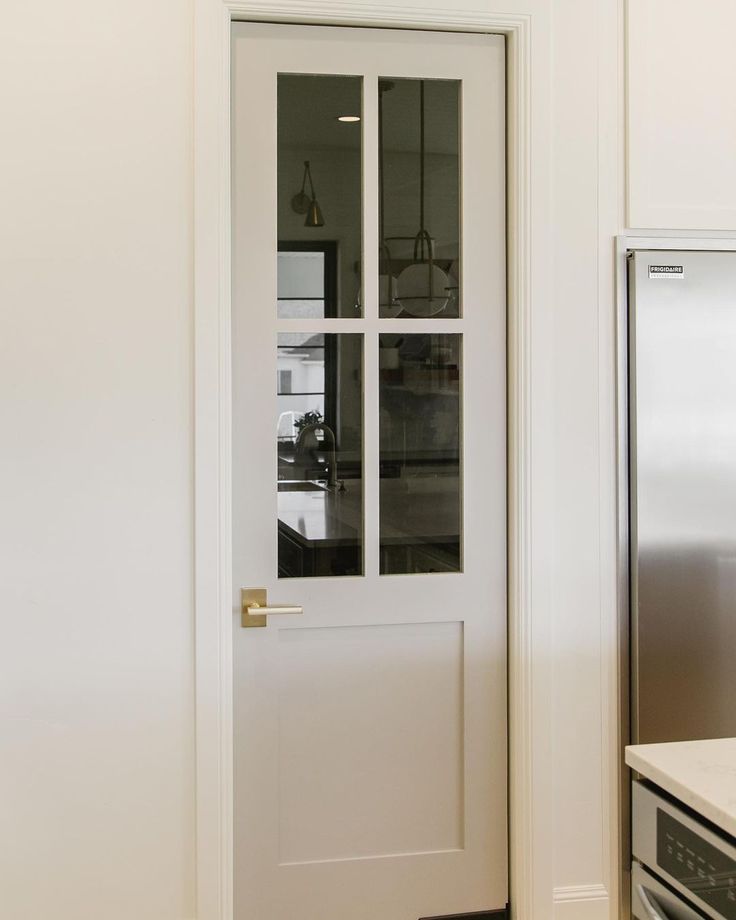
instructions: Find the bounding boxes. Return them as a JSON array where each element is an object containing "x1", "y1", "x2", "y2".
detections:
[{"x1": 632, "y1": 780, "x2": 736, "y2": 920}]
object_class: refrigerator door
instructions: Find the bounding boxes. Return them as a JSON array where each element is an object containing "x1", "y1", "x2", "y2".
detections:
[{"x1": 630, "y1": 250, "x2": 736, "y2": 744}]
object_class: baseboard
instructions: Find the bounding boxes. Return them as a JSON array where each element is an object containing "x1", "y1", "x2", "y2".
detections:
[
  {"x1": 419, "y1": 909, "x2": 508, "y2": 920},
  {"x1": 421, "y1": 904, "x2": 509, "y2": 920},
  {"x1": 553, "y1": 885, "x2": 609, "y2": 920}
]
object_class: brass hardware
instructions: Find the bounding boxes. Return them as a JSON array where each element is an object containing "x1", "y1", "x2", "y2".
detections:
[{"x1": 241, "y1": 588, "x2": 303, "y2": 628}]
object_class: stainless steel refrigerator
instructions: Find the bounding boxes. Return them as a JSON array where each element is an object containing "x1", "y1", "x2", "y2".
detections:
[{"x1": 629, "y1": 249, "x2": 736, "y2": 745}]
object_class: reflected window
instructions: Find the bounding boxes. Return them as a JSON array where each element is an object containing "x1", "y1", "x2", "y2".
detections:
[
  {"x1": 277, "y1": 242, "x2": 337, "y2": 319},
  {"x1": 277, "y1": 333, "x2": 334, "y2": 442}
]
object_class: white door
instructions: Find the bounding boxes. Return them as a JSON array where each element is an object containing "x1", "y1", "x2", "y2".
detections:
[{"x1": 231, "y1": 23, "x2": 506, "y2": 920}]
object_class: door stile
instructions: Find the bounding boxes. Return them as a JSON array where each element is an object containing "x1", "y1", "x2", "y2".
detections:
[
  {"x1": 362, "y1": 72, "x2": 379, "y2": 578},
  {"x1": 363, "y1": 330, "x2": 380, "y2": 578},
  {"x1": 231, "y1": 45, "x2": 279, "y2": 588},
  {"x1": 362, "y1": 72, "x2": 379, "y2": 324}
]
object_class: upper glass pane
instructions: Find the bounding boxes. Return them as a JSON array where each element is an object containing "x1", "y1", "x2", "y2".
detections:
[
  {"x1": 379, "y1": 78, "x2": 460, "y2": 318},
  {"x1": 278, "y1": 74, "x2": 362, "y2": 318}
]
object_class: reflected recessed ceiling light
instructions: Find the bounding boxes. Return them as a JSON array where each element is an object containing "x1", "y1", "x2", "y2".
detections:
[{"x1": 337, "y1": 115, "x2": 360, "y2": 123}]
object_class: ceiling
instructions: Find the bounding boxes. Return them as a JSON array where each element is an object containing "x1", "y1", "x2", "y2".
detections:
[{"x1": 278, "y1": 74, "x2": 460, "y2": 156}]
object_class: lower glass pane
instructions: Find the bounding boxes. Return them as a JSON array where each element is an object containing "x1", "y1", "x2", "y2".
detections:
[
  {"x1": 277, "y1": 333, "x2": 363, "y2": 577},
  {"x1": 379, "y1": 333, "x2": 461, "y2": 574}
]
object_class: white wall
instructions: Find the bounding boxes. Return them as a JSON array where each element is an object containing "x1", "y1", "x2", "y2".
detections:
[
  {"x1": 550, "y1": 1, "x2": 622, "y2": 917},
  {"x1": 0, "y1": 3, "x2": 195, "y2": 920},
  {"x1": 628, "y1": 0, "x2": 736, "y2": 230}
]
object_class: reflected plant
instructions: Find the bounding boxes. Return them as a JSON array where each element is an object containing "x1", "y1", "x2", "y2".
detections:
[{"x1": 294, "y1": 410, "x2": 323, "y2": 435}]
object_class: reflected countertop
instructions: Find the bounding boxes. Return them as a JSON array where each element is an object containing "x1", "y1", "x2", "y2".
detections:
[
  {"x1": 626, "y1": 738, "x2": 736, "y2": 838},
  {"x1": 277, "y1": 478, "x2": 460, "y2": 548}
]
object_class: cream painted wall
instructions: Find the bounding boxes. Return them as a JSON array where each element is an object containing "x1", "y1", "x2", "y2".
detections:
[
  {"x1": 2, "y1": 0, "x2": 628, "y2": 918},
  {"x1": 551, "y1": 1, "x2": 622, "y2": 918},
  {"x1": 628, "y1": 0, "x2": 736, "y2": 230},
  {"x1": 0, "y1": 3, "x2": 195, "y2": 920}
]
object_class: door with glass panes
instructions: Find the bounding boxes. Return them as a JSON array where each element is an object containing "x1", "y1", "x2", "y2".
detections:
[{"x1": 231, "y1": 23, "x2": 506, "y2": 920}]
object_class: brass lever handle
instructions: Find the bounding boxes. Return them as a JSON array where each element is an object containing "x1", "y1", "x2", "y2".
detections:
[{"x1": 241, "y1": 588, "x2": 303, "y2": 628}]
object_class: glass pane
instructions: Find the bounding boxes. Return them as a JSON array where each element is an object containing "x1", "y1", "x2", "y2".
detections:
[
  {"x1": 378, "y1": 78, "x2": 460, "y2": 318},
  {"x1": 379, "y1": 334, "x2": 461, "y2": 574},
  {"x1": 278, "y1": 74, "x2": 362, "y2": 318},
  {"x1": 278, "y1": 333, "x2": 363, "y2": 577}
]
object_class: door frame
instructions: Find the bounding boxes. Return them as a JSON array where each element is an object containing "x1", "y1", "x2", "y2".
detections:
[{"x1": 194, "y1": 3, "x2": 550, "y2": 919}]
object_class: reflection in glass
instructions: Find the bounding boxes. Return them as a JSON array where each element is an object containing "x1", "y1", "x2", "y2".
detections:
[
  {"x1": 378, "y1": 78, "x2": 460, "y2": 318},
  {"x1": 277, "y1": 333, "x2": 363, "y2": 577},
  {"x1": 278, "y1": 74, "x2": 362, "y2": 318},
  {"x1": 278, "y1": 242, "x2": 337, "y2": 319},
  {"x1": 379, "y1": 334, "x2": 461, "y2": 574}
]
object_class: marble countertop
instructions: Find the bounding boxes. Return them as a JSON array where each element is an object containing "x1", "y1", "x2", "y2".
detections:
[{"x1": 626, "y1": 738, "x2": 736, "y2": 839}]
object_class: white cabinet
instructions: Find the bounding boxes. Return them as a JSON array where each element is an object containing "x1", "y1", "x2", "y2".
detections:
[{"x1": 627, "y1": 0, "x2": 736, "y2": 230}]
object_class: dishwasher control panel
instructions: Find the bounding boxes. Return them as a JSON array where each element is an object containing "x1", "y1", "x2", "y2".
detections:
[
  {"x1": 633, "y1": 779, "x2": 736, "y2": 920},
  {"x1": 657, "y1": 807, "x2": 736, "y2": 919}
]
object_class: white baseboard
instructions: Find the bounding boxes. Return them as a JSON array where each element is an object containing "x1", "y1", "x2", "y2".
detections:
[{"x1": 554, "y1": 884, "x2": 609, "y2": 920}]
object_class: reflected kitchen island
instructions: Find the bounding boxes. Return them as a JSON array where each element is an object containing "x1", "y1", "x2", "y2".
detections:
[{"x1": 278, "y1": 476, "x2": 460, "y2": 577}]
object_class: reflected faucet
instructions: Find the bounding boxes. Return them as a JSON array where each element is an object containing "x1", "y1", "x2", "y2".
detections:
[{"x1": 295, "y1": 423, "x2": 342, "y2": 490}]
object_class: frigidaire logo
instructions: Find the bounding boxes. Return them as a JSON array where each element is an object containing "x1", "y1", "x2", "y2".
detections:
[{"x1": 649, "y1": 264, "x2": 684, "y2": 278}]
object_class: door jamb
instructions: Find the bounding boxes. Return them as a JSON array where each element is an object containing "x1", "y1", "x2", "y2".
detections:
[{"x1": 194, "y1": 3, "x2": 542, "y2": 918}]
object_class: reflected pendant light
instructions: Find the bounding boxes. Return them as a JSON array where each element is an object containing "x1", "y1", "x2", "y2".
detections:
[
  {"x1": 292, "y1": 160, "x2": 325, "y2": 226},
  {"x1": 395, "y1": 81, "x2": 450, "y2": 317}
]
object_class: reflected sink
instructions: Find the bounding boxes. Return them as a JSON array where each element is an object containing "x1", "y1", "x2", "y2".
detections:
[{"x1": 278, "y1": 480, "x2": 329, "y2": 493}]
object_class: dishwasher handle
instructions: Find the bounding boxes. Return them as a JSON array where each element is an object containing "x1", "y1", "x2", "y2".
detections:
[{"x1": 636, "y1": 885, "x2": 672, "y2": 920}]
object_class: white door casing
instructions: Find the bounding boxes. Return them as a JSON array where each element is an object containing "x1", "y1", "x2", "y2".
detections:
[
  {"x1": 193, "y1": 4, "x2": 546, "y2": 920},
  {"x1": 231, "y1": 23, "x2": 505, "y2": 920}
]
